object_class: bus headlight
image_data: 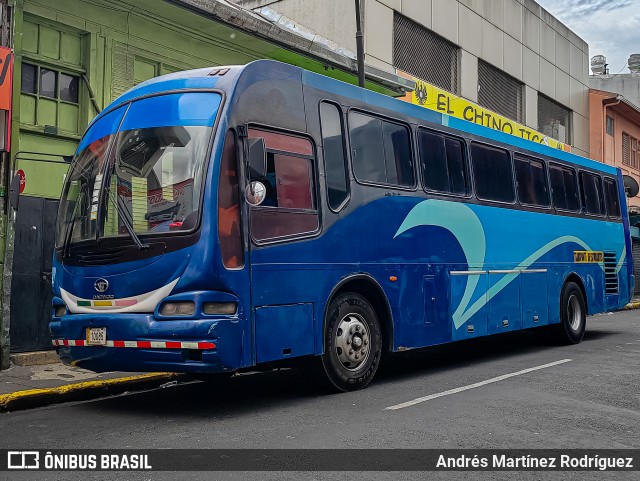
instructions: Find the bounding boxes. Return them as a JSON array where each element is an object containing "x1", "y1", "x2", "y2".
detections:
[
  {"x1": 54, "y1": 305, "x2": 67, "y2": 317},
  {"x1": 160, "y1": 301, "x2": 195, "y2": 316},
  {"x1": 203, "y1": 302, "x2": 237, "y2": 315}
]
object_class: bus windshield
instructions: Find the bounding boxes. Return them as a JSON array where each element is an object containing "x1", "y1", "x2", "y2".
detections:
[{"x1": 56, "y1": 92, "x2": 221, "y2": 248}]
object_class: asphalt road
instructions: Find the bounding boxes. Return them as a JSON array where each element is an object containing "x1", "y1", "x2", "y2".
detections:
[{"x1": 2, "y1": 309, "x2": 639, "y2": 480}]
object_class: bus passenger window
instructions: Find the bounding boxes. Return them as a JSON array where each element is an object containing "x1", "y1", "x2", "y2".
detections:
[
  {"x1": 579, "y1": 172, "x2": 605, "y2": 216},
  {"x1": 349, "y1": 112, "x2": 386, "y2": 184},
  {"x1": 319, "y1": 102, "x2": 349, "y2": 210},
  {"x1": 348, "y1": 111, "x2": 413, "y2": 187},
  {"x1": 382, "y1": 121, "x2": 413, "y2": 186},
  {"x1": 470, "y1": 143, "x2": 514, "y2": 203},
  {"x1": 549, "y1": 164, "x2": 579, "y2": 211},
  {"x1": 418, "y1": 129, "x2": 468, "y2": 195},
  {"x1": 514, "y1": 155, "x2": 550, "y2": 206},
  {"x1": 604, "y1": 178, "x2": 621, "y2": 218},
  {"x1": 247, "y1": 129, "x2": 319, "y2": 242}
]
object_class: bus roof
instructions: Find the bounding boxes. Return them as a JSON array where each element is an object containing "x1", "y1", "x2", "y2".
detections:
[{"x1": 94, "y1": 60, "x2": 616, "y2": 176}]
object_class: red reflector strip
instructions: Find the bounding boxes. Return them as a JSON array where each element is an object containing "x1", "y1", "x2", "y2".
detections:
[
  {"x1": 115, "y1": 299, "x2": 138, "y2": 307},
  {"x1": 52, "y1": 339, "x2": 216, "y2": 350}
]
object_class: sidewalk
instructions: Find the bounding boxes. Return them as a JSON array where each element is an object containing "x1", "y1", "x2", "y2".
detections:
[
  {"x1": 623, "y1": 294, "x2": 640, "y2": 309},
  {"x1": 0, "y1": 355, "x2": 184, "y2": 412},
  {"x1": 624, "y1": 297, "x2": 640, "y2": 309}
]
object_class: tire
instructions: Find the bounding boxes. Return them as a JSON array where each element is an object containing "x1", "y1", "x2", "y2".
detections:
[
  {"x1": 555, "y1": 281, "x2": 587, "y2": 344},
  {"x1": 316, "y1": 292, "x2": 382, "y2": 392}
]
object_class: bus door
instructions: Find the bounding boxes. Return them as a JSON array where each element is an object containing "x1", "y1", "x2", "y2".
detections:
[
  {"x1": 244, "y1": 128, "x2": 319, "y2": 365},
  {"x1": 218, "y1": 129, "x2": 254, "y2": 369}
]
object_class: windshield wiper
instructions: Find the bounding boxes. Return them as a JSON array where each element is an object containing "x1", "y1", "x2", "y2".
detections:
[{"x1": 104, "y1": 184, "x2": 149, "y2": 250}]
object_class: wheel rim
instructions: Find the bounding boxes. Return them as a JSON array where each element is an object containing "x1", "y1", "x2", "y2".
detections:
[
  {"x1": 567, "y1": 294, "x2": 582, "y2": 331},
  {"x1": 335, "y1": 313, "x2": 370, "y2": 371}
]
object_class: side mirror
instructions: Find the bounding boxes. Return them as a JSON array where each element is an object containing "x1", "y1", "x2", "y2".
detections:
[
  {"x1": 623, "y1": 175, "x2": 639, "y2": 198},
  {"x1": 247, "y1": 138, "x2": 266, "y2": 178},
  {"x1": 9, "y1": 172, "x2": 21, "y2": 211},
  {"x1": 245, "y1": 181, "x2": 267, "y2": 207}
]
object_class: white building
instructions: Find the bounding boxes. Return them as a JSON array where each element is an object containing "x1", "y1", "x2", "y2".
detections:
[{"x1": 234, "y1": 0, "x2": 591, "y2": 156}]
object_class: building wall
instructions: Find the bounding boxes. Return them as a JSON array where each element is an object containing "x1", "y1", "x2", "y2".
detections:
[
  {"x1": 234, "y1": 0, "x2": 359, "y2": 54},
  {"x1": 589, "y1": 90, "x2": 610, "y2": 164},
  {"x1": 234, "y1": 0, "x2": 591, "y2": 156},
  {"x1": 589, "y1": 90, "x2": 640, "y2": 209},
  {"x1": 590, "y1": 74, "x2": 640, "y2": 107}
]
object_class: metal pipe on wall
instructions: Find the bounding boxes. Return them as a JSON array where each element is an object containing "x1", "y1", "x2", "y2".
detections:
[{"x1": 354, "y1": 0, "x2": 365, "y2": 88}]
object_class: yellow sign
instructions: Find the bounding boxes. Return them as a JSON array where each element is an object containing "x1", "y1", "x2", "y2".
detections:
[
  {"x1": 398, "y1": 72, "x2": 571, "y2": 153},
  {"x1": 573, "y1": 251, "x2": 604, "y2": 263}
]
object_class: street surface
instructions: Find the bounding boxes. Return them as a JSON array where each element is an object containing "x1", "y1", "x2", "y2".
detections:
[{"x1": 2, "y1": 309, "x2": 639, "y2": 480}]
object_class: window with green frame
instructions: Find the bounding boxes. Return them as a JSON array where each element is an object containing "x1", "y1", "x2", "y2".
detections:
[{"x1": 20, "y1": 61, "x2": 81, "y2": 135}]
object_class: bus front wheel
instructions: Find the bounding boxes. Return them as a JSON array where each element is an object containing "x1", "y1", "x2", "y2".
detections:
[
  {"x1": 556, "y1": 281, "x2": 586, "y2": 344},
  {"x1": 318, "y1": 292, "x2": 382, "y2": 392}
]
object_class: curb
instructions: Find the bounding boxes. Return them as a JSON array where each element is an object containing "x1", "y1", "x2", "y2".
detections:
[
  {"x1": 624, "y1": 302, "x2": 640, "y2": 310},
  {"x1": 0, "y1": 372, "x2": 185, "y2": 413},
  {"x1": 10, "y1": 351, "x2": 60, "y2": 367}
]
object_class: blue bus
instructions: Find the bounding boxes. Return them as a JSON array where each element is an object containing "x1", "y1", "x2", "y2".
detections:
[{"x1": 49, "y1": 60, "x2": 634, "y2": 391}]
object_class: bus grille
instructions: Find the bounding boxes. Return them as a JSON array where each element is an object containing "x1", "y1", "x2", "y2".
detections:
[
  {"x1": 603, "y1": 252, "x2": 618, "y2": 295},
  {"x1": 73, "y1": 246, "x2": 129, "y2": 266},
  {"x1": 68, "y1": 242, "x2": 165, "y2": 266}
]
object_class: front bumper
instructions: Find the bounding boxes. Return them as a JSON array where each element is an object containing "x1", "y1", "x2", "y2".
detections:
[{"x1": 49, "y1": 313, "x2": 245, "y2": 373}]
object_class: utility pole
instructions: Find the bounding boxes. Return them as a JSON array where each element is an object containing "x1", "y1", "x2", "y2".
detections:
[{"x1": 354, "y1": 0, "x2": 365, "y2": 88}]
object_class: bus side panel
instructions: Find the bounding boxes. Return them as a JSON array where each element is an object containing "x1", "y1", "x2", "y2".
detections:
[
  {"x1": 362, "y1": 264, "x2": 452, "y2": 351},
  {"x1": 573, "y1": 263, "x2": 606, "y2": 314},
  {"x1": 616, "y1": 265, "x2": 631, "y2": 310},
  {"x1": 450, "y1": 272, "x2": 488, "y2": 341},
  {"x1": 547, "y1": 267, "x2": 564, "y2": 326},
  {"x1": 488, "y1": 270, "x2": 521, "y2": 334},
  {"x1": 547, "y1": 262, "x2": 606, "y2": 324},
  {"x1": 251, "y1": 264, "x2": 368, "y2": 359},
  {"x1": 233, "y1": 62, "x2": 306, "y2": 133},
  {"x1": 255, "y1": 303, "x2": 314, "y2": 363},
  {"x1": 378, "y1": 265, "x2": 432, "y2": 350},
  {"x1": 423, "y1": 266, "x2": 452, "y2": 345},
  {"x1": 521, "y1": 271, "x2": 548, "y2": 328}
]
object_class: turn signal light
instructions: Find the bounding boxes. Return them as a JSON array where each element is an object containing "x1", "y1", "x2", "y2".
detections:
[
  {"x1": 203, "y1": 302, "x2": 237, "y2": 315},
  {"x1": 160, "y1": 301, "x2": 195, "y2": 316}
]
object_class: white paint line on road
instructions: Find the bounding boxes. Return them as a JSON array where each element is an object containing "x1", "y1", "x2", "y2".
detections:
[{"x1": 385, "y1": 359, "x2": 572, "y2": 411}]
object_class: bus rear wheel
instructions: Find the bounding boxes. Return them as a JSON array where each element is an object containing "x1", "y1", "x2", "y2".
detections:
[
  {"x1": 318, "y1": 293, "x2": 382, "y2": 392},
  {"x1": 556, "y1": 281, "x2": 586, "y2": 344}
]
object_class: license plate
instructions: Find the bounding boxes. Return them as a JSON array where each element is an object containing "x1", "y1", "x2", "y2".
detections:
[{"x1": 86, "y1": 327, "x2": 107, "y2": 346}]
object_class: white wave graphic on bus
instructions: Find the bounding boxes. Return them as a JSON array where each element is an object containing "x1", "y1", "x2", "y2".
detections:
[{"x1": 395, "y1": 199, "x2": 623, "y2": 330}]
